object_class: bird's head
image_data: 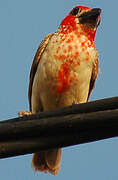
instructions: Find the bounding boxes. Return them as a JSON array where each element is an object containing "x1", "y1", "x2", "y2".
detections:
[{"x1": 60, "y1": 6, "x2": 101, "y2": 41}]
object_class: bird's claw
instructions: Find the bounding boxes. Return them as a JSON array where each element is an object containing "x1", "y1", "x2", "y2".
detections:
[{"x1": 18, "y1": 111, "x2": 32, "y2": 117}]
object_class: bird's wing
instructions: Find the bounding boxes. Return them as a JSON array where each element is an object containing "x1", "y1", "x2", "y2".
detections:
[
  {"x1": 87, "y1": 58, "x2": 99, "y2": 100},
  {"x1": 28, "y1": 33, "x2": 53, "y2": 111}
]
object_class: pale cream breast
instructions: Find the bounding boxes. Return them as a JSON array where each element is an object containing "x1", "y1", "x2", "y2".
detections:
[{"x1": 31, "y1": 32, "x2": 98, "y2": 112}]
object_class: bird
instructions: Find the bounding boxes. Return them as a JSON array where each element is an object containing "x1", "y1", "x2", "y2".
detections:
[{"x1": 19, "y1": 5, "x2": 101, "y2": 175}]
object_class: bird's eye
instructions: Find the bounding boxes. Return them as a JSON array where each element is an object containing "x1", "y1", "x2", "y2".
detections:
[{"x1": 71, "y1": 7, "x2": 79, "y2": 16}]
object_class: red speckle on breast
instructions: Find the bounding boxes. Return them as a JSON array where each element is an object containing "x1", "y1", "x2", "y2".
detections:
[
  {"x1": 81, "y1": 41, "x2": 86, "y2": 47},
  {"x1": 68, "y1": 45, "x2": 73, "y2": 51},
  {"x1": 53, "y1": 63, "x2": 71, "y2": 93},
  {"x1": 74, "y1": 51, "x2": 80, "y2": 59},
  {"x1": 56, "y1": 46, "x2": 61, "y2": 54},
  {"x1": 66, "y1": 35, "x2": 74, "y2": 44},
  {"x1": 66, "y1": 39, "x2": 72, "y2": 43},
  {"x1": 64, "y1": 49, "x2": 67, "y2": 53},
  {"x1": 53, "y1": 60, "x2": 77, "y2": 94},
  {"x1": 86, "y1": 51, "x2": 90, "y2": 61}
]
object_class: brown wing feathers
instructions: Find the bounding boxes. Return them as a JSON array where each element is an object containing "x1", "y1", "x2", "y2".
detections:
[{"x1": 28, "y1": 34, "x2": 53, "y2": 111}]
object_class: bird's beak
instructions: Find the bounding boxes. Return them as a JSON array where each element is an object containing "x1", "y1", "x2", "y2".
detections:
[{"x1": 79, "y1": 8, "x2": 101, "y2": 28}]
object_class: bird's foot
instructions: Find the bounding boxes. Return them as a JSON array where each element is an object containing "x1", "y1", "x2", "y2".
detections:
[
  {"x1": 18, "y1": 110, "x2": 32, "y2": 117},
  {"x1": 72, "y1": 101, "x2": 79, "y2": 105}
]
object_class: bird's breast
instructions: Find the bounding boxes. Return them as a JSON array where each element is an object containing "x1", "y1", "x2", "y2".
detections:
[
  {"x1": 32, "y1": 33, "x2": 98, "y2": 110},
  {"x1": 42, "y1": 32, "x2": 97, "y2": 95}
]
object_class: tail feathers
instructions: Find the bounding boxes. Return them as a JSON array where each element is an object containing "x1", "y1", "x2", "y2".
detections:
[{"x1": 32, "y1": 149, "x2": 61, "y2": 175}]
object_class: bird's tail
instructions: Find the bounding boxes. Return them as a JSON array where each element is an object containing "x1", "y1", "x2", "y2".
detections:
[{"x1": 32, "y1": 148, "x2": 61, "y2": 175}]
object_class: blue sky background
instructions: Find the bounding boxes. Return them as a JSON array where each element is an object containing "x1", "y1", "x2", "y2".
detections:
[{"x1": 0, "y1": 0, "x2": 118, "y2": 179}]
